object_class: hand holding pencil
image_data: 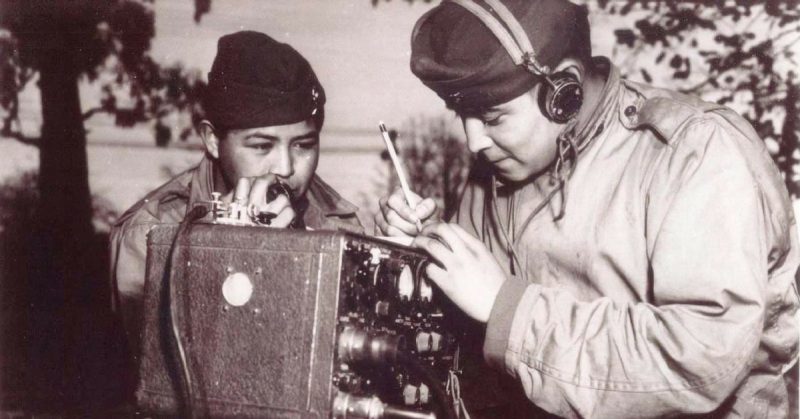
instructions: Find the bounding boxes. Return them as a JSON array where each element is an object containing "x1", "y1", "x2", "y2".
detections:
[{"x1": 374, "y1": 122, "x2": 440, "y2": 237}]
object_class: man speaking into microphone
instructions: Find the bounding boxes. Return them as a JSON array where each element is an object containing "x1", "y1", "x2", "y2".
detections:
[{"x1": 109, "y1": 31, "x2": 363, "y2": 370}]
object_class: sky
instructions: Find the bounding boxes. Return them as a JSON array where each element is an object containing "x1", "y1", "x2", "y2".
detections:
[
  {"x1": 149, "y1": 0, "x2": 444, "y2": 133},
  {"x1": 14, "y1": 0, "x2": 618, "y2": 141}
]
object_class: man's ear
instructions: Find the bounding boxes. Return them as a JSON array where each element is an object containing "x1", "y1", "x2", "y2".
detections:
[
  {"x1": 553, "y1": 58, "x2": 584, "y2": 84},
  {"x1": 199, "y1": 120, "x2": 220, "y2": 159}
]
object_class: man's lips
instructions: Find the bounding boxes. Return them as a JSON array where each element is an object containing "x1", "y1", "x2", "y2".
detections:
[{"x1": 484, "y1": 154, "x2": 510, "y2": 164}]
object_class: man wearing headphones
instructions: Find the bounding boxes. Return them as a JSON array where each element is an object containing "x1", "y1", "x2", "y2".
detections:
[{"x1": 376, "y1": 0, "x2": 799, "y2": 417}]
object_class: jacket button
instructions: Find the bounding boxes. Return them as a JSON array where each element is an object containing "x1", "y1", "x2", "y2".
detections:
[{"x1": 624, "y1": 105, "x2": 637, "y2": 117}]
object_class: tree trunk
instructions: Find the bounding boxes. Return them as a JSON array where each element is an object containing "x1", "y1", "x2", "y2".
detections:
[{"x1": 30, "y1": 52, "x2": 95, "y2": 408}]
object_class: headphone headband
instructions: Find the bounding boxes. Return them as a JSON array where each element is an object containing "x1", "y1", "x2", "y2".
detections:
[{"x1": 446, "y1": 0, "x2": 549, "y2": 75}]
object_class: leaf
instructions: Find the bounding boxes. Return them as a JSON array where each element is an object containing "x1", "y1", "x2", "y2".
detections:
[
  {"x1": 614, "y1": 29, "x2": 637, "y2": 47},
  {"x1": 194, "y1": 0, "x2": 211, "y2": 23},
  {"x1": 673, "y1": 69, "x2": 689, "y2": 79},
  {"x1": 640, "y1": 69, "x2": 652, "y2": 83},
  {"x1": 765, "y1": 0, "x2": 781, "y2": 17},
  {"x1": 669, "y1": 54, "x2": 683, "y2": 69},
  {"x1": 620, "y1": 1, "x2": 634, "y2": 16},
  {"x1": 778, "y1": 14, "x2": 800, "y2": 27},
  {"x1": 656, "y1": 52, "x2": 666, "y2": 63}
]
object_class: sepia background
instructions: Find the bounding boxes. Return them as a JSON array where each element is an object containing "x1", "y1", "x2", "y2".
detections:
[{"x1": 1, "y1": 0, "x2": 798, "y2": 415}]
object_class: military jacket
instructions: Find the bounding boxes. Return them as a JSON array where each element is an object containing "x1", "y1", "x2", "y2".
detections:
[{"x1": 456, "y1": 60, "x2": 799, "y2": 418}]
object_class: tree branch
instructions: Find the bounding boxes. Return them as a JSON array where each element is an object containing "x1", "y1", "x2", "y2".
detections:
[{"x1": 1, "y1": 131, "x2": 41, "y2": 148}]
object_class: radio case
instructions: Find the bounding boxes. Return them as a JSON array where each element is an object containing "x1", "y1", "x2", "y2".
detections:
[{"x1": 137, "y1": 223, "x2": 455, "y2": 418}]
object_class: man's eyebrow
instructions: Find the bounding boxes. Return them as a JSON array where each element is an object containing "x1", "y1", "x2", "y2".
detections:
[
  {"x1": 242, "y1": 132, "x2": 318, "y2": 141},
  {"x1": 244, "y1": 133, "x2": 279, "y2": 141},
  {"x1": 290, "y1": 133, "x2": 318, "y2": 142}
]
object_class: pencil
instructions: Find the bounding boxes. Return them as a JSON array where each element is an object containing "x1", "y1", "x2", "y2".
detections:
[{"x1": 379, "y1": 122, "x2": 423, "y2": 232}]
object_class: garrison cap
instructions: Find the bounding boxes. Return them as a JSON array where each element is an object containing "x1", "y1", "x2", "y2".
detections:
[
  {"x1": 410, "y1": 0, "x2": 589, "y2": 111},
  {"x1": 204, "y1": 31, "x2": 325, "y2": 130}
]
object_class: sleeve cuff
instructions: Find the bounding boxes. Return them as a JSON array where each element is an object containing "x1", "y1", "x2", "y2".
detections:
[{"x1": 483, "y1": 278, "x2": 529, "y2": 369}]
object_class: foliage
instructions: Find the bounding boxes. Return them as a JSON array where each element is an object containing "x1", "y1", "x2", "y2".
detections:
[
  {"x1": 591, "y1": 0, "x2": 800, "y2": 196},
  {"x1": 387, "y1": 116, "x2": 471, "y2": 220},
  {"x1": 0, "y1": 0, "x2": 207, "y2": 146},
  {"x1": 0, "y1": 170, "x2": 118, "y2": 234}
]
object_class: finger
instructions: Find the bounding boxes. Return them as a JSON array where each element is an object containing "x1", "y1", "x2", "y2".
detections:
[
  {"x1": 413, "y1": 198, "x2": 438, "y2": 221},
  {"x1": 385, "y1": 209, "x2": 422, "y2": 236},
  {"x1": 384, "y1": 224, "x2": 413, "y2": 238},
  {"x1": 233, "y1": 177, "x2": 252, "y2": 205},
  {"x1": 263, "y1": 193, "x2": 291, "y2": 214},
  {"x1": 269, "y1": 205, "x2": 296, "y2": 228},
  {"x1": 379, "y1": 194, "x2": 390, "y2": 214},
  {"x1": 424, "y1": 262, "x2": 453, "y2": 295},
  {"x1": 413, "y1": 235, "x2": 454, "y2": 268},
  {"x1": 374, "y1": 212, "x2": 413, "y2": 237},
  {"x1": 374, "y1": 212, "x2": 390, "y2": 235},
  {"x1": 424, "y1": 223, "x2": 471, "y2": 257},
  {"x1": 249, "y1": 176, "x2": 276, "y2": 209},
  {"x1": 387, "y1": 191, "x2": 421, "y2": 224},
  {"x1": 403, "y1": 189, "x2": 423, "y2": 208}
]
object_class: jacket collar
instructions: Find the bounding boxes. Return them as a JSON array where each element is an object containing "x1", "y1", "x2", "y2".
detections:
[
  {"x1": 187, "y1": 155, "x2": 216, "y2": 211},
  {"x1": 572, "y1": 57, "x2": 621, "y2": 148}
]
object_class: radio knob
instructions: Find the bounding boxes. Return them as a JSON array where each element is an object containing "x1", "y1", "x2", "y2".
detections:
[
  {"x1": 402, "y1": 384, "x2": 417, "y2": 405},
  {"x1": 418, "y1": 277, "x2": 433, "y2": 302},
  {"x1": 221, "y1": 272, "x2": 253, "y2": 307},
  {"x1": 375, "y1": 301, "x2": 391, "y2": 317},
  {"x1": 398, "y1": 265, "x2": 414, "y2": 299},
  {"x1": 429, "y1": 332, "x2": 443, "y2": 352},
  {"x1": 415, "y1": 331, "x2": 431, "y2": 353}
]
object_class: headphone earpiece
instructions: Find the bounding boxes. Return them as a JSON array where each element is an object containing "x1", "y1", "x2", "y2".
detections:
[{"x1": 541, "y1": 71, "x2": 583, "y2": 124}]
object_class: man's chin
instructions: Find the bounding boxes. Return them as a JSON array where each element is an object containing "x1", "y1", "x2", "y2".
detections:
[
  {"x1": 292, "y1": 184, "x2": 311, "y2": 201},
  {"x1": 491, "y1": 167, "x2": 527, "y2": 184},
  {"x1": 491, "y1": 166, "x2": 549, "y2": 188}
]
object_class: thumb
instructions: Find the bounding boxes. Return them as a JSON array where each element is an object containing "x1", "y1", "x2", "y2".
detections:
[{"x1": 414, "y1": 198, "x2": 437, "y2": 219}]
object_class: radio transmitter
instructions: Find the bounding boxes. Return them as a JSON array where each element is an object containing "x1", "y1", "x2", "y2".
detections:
[{"x1": 137, "y1": 221, "x2": 462, "y2": 418}]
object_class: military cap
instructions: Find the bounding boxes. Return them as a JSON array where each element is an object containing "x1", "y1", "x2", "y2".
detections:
[
  {"x1": 410, "y1": 0, "x2": 589, "y2": 111},
  {"x1": 204, "y1": 31, "x2": 325, "y2": 130}
]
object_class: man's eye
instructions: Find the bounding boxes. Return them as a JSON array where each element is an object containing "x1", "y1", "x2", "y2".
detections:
[
  {"x1": 249, "y1": 143, "x2": 274, "y2": 151},
  {"x1": 483, "y1": 115, "x2": 503, "y2": 126},
  {"x1": 294, "y1": 142, "x2": 317, "y2": 150}
]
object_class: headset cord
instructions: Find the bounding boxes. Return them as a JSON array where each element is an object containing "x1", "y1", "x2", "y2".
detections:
[
  {"x1": 489, "y1": 118, "x2": 597, "y2": 278},
  {"x1": 490, "y1": 177, "x2": 560, "y2": 283},
  {"x1": 164, "y1": 205, "x2": 209, "y2": 419}
]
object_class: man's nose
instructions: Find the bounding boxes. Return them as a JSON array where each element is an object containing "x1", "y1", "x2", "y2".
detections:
[
  {"x1": 463, "y1": 117, "x2": 492, "y2": 154},
  {"x1": 269, "y1": 145, "x2": 294, "y2": 178}
]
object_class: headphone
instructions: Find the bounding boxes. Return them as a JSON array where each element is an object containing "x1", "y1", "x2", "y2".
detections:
[{"x1": 447, "y1": 0, "x2": 583, "y2": 123}]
